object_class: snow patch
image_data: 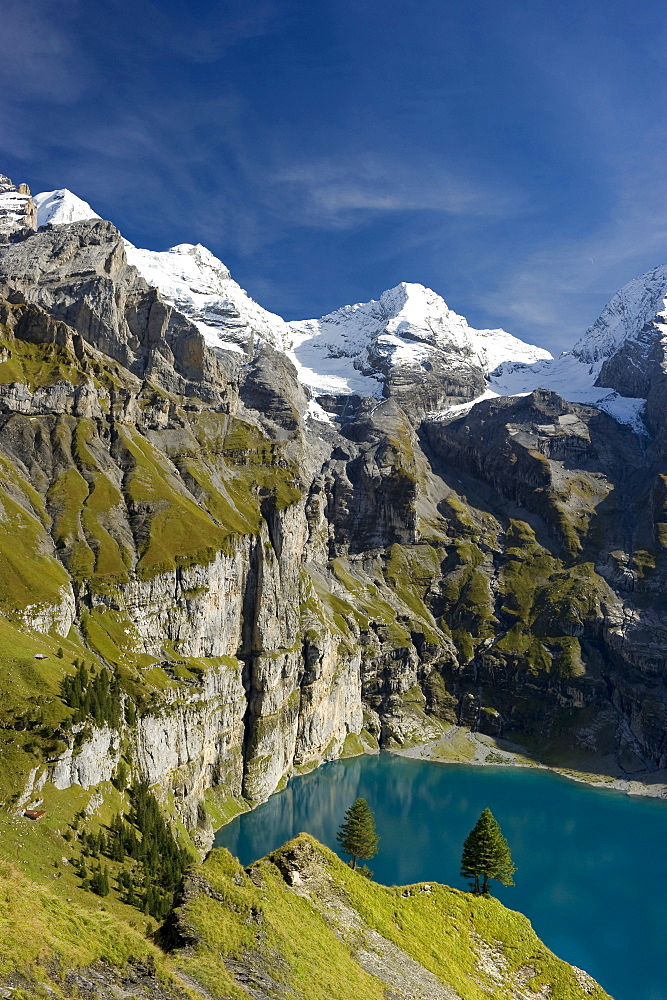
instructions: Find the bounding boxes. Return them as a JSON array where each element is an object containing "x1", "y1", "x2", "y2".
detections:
[
  {"x1": 192, "y1": 321, "x2": 245, "y2": 354},
  {"x1": 304, "y1": 398, "x2": 333, "y2": 423},
  {"x1": 490, "y1": 352, "x2": 648, "y2": 432},
  {"x1": 430, "y1": 345, "x2": 648, "y2": 434},
  {"x1": 0, "y1": 191, "x2": 29, "y2": 230},
  {"x1": 0, "y1": 191, "x2": 29, "y2": 216},
  {"x1": 428, "y1": 388, "x2": 504, "y2": 420},
  {"x1": 286, "y1": 317, "x2": 385, "y2": 397}
]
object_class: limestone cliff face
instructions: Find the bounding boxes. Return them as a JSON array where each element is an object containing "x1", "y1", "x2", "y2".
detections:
[
  {"x1": 1, "y1": 178, "x2": 667, "y2": 838},
  {"x1": 50, "y1": 724, "x2": 120, "y2": 790}
]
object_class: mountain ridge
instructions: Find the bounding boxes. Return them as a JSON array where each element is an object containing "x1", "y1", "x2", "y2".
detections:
[{"x1": 24, "y1": 181, "x2": 658, "y2": 433}]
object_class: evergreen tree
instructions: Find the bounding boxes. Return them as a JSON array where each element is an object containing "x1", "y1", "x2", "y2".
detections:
[
  {"x1": 90, "y1": 865, "x2": 110, "y2": 897},
  {"x1": 61, "y1": 663, "x2": 124, "y2": 729},
  {"x1": 112, "y1": 759, "x2": 128, "y2": 792},
  {"x1": 460, "y1": 808, "x2": 516, "y2": 895},
  {"x1": 337, "y1": 797, "x2": 379, "y2": 870},
  {"x1": 119, "y1": 869, "x2": 138, "y2": 907}
]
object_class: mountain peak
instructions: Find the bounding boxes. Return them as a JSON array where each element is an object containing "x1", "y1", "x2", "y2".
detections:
[
  {"x1": 33, "y1": 188, "x2": 100, "y2": 228},
  {"x1": 573, "y1": 263, "x2": 667, "y2": 364},
  {"x1": 158, "y1": 243, "x2": 231, "y2": 291},
  {"x1": 123, "y1": 240, "x2": 286, "y2": 353},
  {"x1": 379, "y1": 280, "x2": 430, "y2": 309},
  {"x1": 287, "y1": 282, "x2": 551, "y2": 405}
]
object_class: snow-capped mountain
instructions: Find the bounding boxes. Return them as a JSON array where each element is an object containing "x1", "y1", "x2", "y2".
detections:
[
  {"x1": 28, "y1": 182, "x2": 665, "y2": 430},
  {"x1": 34, "y1": 188, "x2": 101, "y2": 227},
  {"x1": 124, "y1": 245, "x2": 550, "y2": 400},
  {"x1": 288, "y1": 281, "x2": 551, "y2": 398},
  {"x1": 41, "y1": 182, "x2": 548, "y2": 403},
  {"x1": 573, "y1": 264, "x2": 667, "y2": 364},
  {"x1": 124, "y1": 242, "x2": 290, "y2": 357},
  {"x1": 471, "y1": 266, "x2": 667, "y2": 433}
]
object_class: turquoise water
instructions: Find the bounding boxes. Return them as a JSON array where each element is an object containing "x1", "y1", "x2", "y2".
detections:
[{"x1": 216, "y1": 754, "x2": 667, "y2": 1000}]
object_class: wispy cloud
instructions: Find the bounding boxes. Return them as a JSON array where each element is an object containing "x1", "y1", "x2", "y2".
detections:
[
  {"x1": 97, "y1": 0, "x2": 280, "y2": 64},
  {"x1": 270, "y1": 156, "x2": 522, "y2": 228},
  {"x1": 480, "y1": 193, "x2": 667, "y2": 353},
  {"x1": 0, "y1": 0, "x2": 85, "y2": 104},
  {"x1": 34, "y1": 92, "x2": 524, "y2": 255}
]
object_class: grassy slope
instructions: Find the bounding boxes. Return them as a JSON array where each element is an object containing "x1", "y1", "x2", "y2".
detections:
[
  {"x1": 0, "y1": 808, "x2": 610, "y2": 1000},
  {"x1": 0, "y1": 796, "x2": 197, "y2": 998},
  {"x1": 175, "y1": 835, "x2": 610, "y2": 1000}
]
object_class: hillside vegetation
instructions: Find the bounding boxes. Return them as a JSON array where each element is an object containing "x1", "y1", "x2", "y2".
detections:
[{"x1": 0, "y1": 825, "x2": 609, "y2": 1000}]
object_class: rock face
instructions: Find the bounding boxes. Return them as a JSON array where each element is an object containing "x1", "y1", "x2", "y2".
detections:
[
  {"x1": 1, "y1": 173, "x2": 667, "y2": 839},
  {"x1": 0, "y1": 175, "x2": 36, "y2": 240},
  {"x1": 50, "y1": 724, "x2": 120, "y2": 790}
]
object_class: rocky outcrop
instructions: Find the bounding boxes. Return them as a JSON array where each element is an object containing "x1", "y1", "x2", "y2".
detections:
[
  {"x1": 163, "y1": 834, "x2": 611, "y2": 1000},
  {"x1": 0, "y1": 176, "x2": 36, "y2": 241},
  {"x1": 50, "y1": 724, "x2": 120, "y2": 790},
  {"x1": 17, "y1": 582, "x2": 77, "y2": 637}
]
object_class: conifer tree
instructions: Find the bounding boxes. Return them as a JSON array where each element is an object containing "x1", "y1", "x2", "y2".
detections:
[
  {"x1": 113, "y1": 760, "x2": 128, "y2": 792},
  {"x1": 460, "y1": 808, "x2": 516, "y2": 895},
  {"x1": 90, "y1": 865, "x2": 110, "y2": 897},
  {"x1": 337, "y1": 797, "x2": 379, "y2": 870}
]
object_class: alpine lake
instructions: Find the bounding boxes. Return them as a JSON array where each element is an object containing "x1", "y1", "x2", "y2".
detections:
[{"x1": 215, "y1": 752, "x2": 667, "y2": 1000}]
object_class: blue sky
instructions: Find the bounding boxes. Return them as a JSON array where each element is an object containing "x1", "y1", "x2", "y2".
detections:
[{"x1": 2, "y1": 0, "x2": 667, "y2": 353}]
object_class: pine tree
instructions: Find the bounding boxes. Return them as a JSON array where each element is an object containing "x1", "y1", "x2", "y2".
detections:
[
  {"x1": 336, "y1": 797, "x2": 379, "y2": 870},
  {"x1": 90, "y1": 865, "x2": 110, "y2": 897},
  {"x1": 112, "y1": 760, "x2": 128, "y2": 792},
  {"x1": 460, "y1": 808, "x2": 516, "y2": 895}
]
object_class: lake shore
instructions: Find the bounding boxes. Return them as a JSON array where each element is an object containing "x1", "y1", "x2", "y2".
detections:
[{"x1": 388, "y1": 725, "x2": 667, "y2": 800}]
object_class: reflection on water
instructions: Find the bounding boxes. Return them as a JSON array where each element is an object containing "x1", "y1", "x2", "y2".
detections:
[{"x1": 216, "y1": 754, "x2": 667, "y2": 1000}]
